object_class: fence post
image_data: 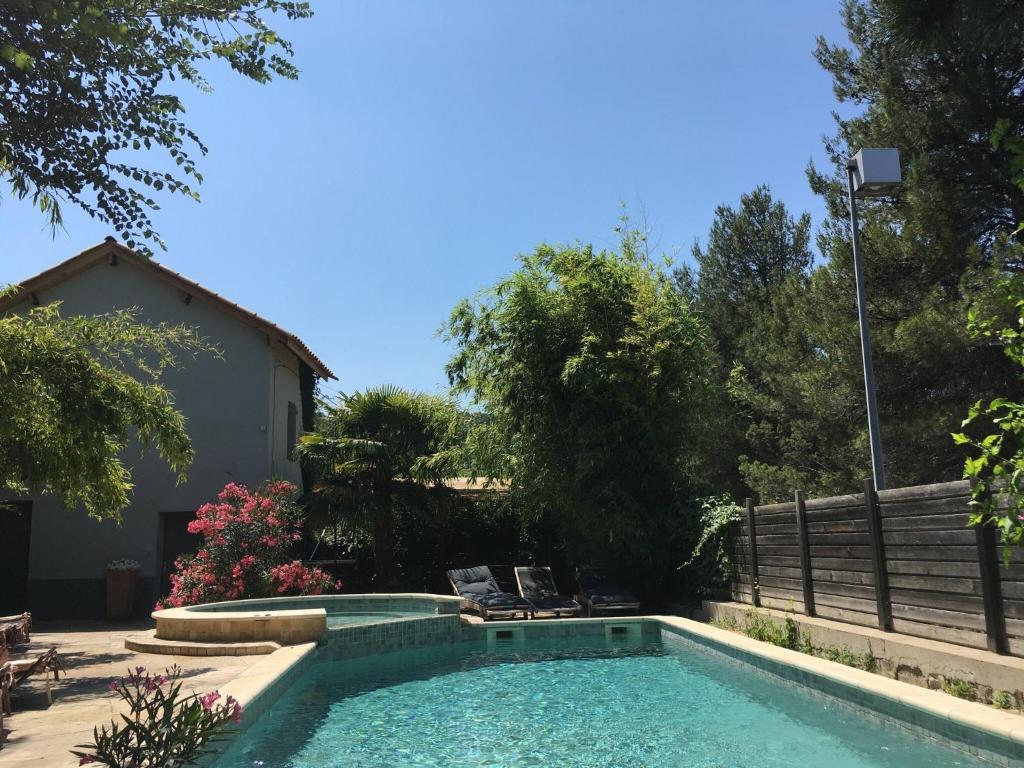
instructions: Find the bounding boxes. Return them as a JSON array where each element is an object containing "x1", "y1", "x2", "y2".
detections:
[
  {"x1": 976, "y1": 524, "x2": 1008, "y2": 654},
  {"x1": 863, "y1": 478, "x2": 893, "y2": 631},
  {"x1": 745, "y1": 497, "x2": 761, "y2": 607},
  {"x1": 794, "y1": 489, "x2": 815, "y2": 616}
]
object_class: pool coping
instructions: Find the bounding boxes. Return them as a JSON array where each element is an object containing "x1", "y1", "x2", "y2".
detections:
[{"x1": 655, "y1": 615, "x2": 1024, "y2": 752}]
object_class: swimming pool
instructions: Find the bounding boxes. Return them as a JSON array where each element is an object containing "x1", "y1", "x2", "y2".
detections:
[{"x1": 214, "y1": 631, "x2": 1005, "y2": 767}]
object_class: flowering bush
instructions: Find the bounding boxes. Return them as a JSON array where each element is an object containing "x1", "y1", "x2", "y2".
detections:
[
  {"x1": 73, "y1": 665, "x2": 241, "y2": 767},
  {"x1": 157, "y1": 481, "x2": 338, "y2": 608}
]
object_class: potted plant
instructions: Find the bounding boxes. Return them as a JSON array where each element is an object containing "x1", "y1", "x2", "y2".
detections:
[{"x1": 106, "y1": 559, "x2": 140, "y2": 621}]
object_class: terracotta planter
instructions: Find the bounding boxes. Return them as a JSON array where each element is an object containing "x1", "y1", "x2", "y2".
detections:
[{"x1": 106, "y1": 568, "x2": 138, "y2": 621}]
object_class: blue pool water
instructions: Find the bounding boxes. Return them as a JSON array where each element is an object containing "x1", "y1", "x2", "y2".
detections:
[
  {"x1": 215, "y1": 637, "x2": 991, "y2": 767},
  {"x1": 325, "y1": 611, "x2": 423, "y2": 628}
]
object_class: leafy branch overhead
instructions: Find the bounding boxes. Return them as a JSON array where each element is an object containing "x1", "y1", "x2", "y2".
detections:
[
  {"x1": 0, "y1": 1, "x2": 312, "y2": 256},
  {"x1": 0, "y1": 294, "x2": 218, "y2": 520}
]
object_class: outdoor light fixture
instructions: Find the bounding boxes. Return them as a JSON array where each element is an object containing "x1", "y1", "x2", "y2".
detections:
[{"x1": 846, "y1": 147, "x2": 901, "y2": 490}]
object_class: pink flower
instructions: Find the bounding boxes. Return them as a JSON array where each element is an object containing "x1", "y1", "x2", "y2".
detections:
[
  {"x1": 200, "y1": 691, "x2": 221, "y2": 711},
  {"x1": 79, "y1": 755, "x2": 96, "y2": 765}
]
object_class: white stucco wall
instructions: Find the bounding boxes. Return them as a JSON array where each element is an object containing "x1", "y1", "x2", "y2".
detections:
[{"x1": 4, "y1": 257, "x2": 311, "y2": 614}]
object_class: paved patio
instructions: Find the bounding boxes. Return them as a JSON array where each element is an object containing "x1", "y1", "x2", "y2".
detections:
[{"x1": 1, "y1": 621, "x2": 264, "y2": 766}]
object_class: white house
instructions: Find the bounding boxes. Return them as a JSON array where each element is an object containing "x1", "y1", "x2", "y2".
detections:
[{"x1": 0, "y1": 239, "x2": 335, "y2": 618}]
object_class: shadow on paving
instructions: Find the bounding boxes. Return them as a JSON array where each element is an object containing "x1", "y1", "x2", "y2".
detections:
[{"x1": 8, "y1": 659, "x2": 220, "y2": 709}]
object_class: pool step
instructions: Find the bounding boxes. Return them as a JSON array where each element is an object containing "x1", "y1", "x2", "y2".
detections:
[{"x1": 125, "y1": 630, "x2": 280, "y2": 657}]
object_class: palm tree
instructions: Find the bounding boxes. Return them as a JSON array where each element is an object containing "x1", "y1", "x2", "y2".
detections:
[{"x1": 296, "y1": 385, "x2": 463, "y2": 588}]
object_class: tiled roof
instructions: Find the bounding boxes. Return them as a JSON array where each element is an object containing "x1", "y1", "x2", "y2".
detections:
[{"x1": 2, "y1": 239, "x2": 336, "y2": 380}]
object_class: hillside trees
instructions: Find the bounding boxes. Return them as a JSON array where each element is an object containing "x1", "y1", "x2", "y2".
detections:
[{"x1": 695, "y1": 0, "x2": 1024, "y2": 501}]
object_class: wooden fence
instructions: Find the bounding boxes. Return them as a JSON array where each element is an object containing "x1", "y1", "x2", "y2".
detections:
[{"x1": 728, "y1": 479, "x2": 1024, "y2": 656}]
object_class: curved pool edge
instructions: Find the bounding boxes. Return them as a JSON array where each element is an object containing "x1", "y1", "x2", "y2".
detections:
[
  {"x1": 214, "y1": 615, "x2": 1024, "y2": 767},
  {"x1": 150, "y1": 593, "x2": 463, "y2": 646}
]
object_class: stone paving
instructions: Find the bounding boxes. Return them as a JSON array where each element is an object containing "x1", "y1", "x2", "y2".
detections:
[{"x1": 0, "y1": 621, "x2": 263, "y2": 766}]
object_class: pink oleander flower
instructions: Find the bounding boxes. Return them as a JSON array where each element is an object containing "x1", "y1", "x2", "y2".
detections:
[
  {"x1": 79, "y1": 755, "x2": 96, "y2": 765},
  {"x1": 200, "y1": 691, "x2": 221, "y2": 711}
]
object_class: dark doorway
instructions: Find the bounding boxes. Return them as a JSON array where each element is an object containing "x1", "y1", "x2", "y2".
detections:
[
  {"x1": 0, "y1": 502, "x2": 32, "y2": 614},
  {"x1": 159, "y1": 511, "x2": 200, "y2": 599}
]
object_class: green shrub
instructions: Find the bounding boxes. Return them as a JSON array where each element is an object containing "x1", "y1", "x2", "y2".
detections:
[
  {"x1": 73, "y1": 665, "x2": 240, "y2": 766},
  {"x1": 816, "y1": 644, "x2": 875, "y2": 672},
  {"x1": 993, "y1": 690, "x2": 1015, "y2": 709},
  {"x1": 743, "y1": 610, "x2": 798, "y2": 651},
  {"x1": 943, "y1": 678, "x2": 978, "y2": 701},
  {"x1": 710, "y1": 615, "x2": 739, "y2": 632},
  {"x1": 682, "y1": 496, "x2": 743, "y2": 596}
]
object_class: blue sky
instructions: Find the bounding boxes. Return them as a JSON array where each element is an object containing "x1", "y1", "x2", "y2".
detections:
[{"x1": 3, "y1": 1, "x2": 851, "y2": 398}]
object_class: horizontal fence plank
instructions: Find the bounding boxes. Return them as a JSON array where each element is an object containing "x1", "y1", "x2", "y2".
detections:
[
  {"x1": 1000, "y1": 581, "x2": 1024, "y2": 600},
  {"x1": 883, "y1": 545, "x2": 978, "y2": 561},
  {"x1": 889, "y1": 588, "x2": 985, "y2": 614},
  {"x1": 880, "y1": 512, "x2": 972, "y2": 531},
  {"x1": 878, "y1": 496, "x2": 972, "y2": 519},
  {"x1": 891, "y1": 617, "x2": 988, "y2": 649},
  {"x1": 758, "y1": 533, "x2": 806, "y2": 545},
  {"x1": 887, "y1": 574, "x2": 982, "y2": 596},
  {"x1": 803, "y1": 493, "x2": 865, "y2": 513},
  {"x1": 753, "y1": 555, "x2": 801, "y2": 569},
  {"x1": 753, "y1": 501, "x2": 797, "y2": 516},
  {"x1": 757, "y1": 575, "x2": 804, "y2": 590},
  {"x1": 758, "y1": 565, "x2": 802, "y2": 580},
  {"x1": 887, "y1": 559, "x2": 981, "y2": 578},
  {"x1": 890, "y1": 603, "x2": 987, "y2": 632},
  {"x1": 814, "y1": 604, "x2": 879, "y2": 627},
  {"x1": 802, "y1": 507, "x2": 870, "y2": 524},
  {"x1": 806, "y1": 545, "x2": 874, "y2": 559},
  {"x1": 807, "y1": 531, "x2": 872, "y2": 546},
  {"x1": 759, "y1": 595, "x2": 805, "y2": 612},
  {"x1": 755, "y1": 522, "x2": 801, "y2": 535},
  {"x1": 811, "y1": 568, "x2": 875, "y2": 586},
  {"x1": 808, "y1": 557, "x2": 875, "y2": 573},
  {"x1": 881, "y1": 530, "x2": 975, "y2": 546},
  {"x1": 810, "y1": 581, "x2": 876, "y2": 601},
  {"x1": 756, "y1": 545, "x2": 803, "y2": 557},
  {"x1": 814, "y1": 592, "x2": 879, "y2": 614},
  {"x1": 806, "y1": 519, "x2": 868, "y2": 534},
  {"x1": 876, "y1": 480, "x2": 971, "y2": 503},
  {"x1": 1000, "y1": 600, "x2": 1024, "y2": 620}
]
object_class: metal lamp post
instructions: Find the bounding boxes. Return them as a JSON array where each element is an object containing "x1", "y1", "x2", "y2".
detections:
[{"x1": 846, "y1": 148, "x2": 902, "y2": 491}]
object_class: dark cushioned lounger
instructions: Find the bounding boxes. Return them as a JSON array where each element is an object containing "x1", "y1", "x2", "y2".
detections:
[
  {"x1": 514, "y1": 566, "x2": 581, "y2": 618},
  {"x1": 576, "y1": 567, "x2": 641, "y2": 617},
  {"x1": 447, "y1": 566, "x2": 533, "y2": 620}
]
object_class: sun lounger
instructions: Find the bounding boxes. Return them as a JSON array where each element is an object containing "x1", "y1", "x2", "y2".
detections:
[
  {"x1": 514, "y1": 566, "x2": 581, "y2": 618},
  {"x1": 447, "y1": 566, "x2": 534, "y2": 620},
  {"x1": 2, "y1": 647, "x2": 64, "y2": 714},
  {"x1": 575, "y1": 567, "x2": 641, "y2": 616},
  {"x1": 0, "y1": 663, "x2": 10, "y2": 745},
  {"x1": 0, "y1": 614, "x2": 31, "y2": 646}
]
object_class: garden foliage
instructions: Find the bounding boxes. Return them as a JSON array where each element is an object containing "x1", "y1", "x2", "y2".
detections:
[
  {"x1": 297, "y1": 385, "x2": 463, "y2": 589},
  {"x1": 158, "y1": 481, "x2": 337, "y2": 608},
  {"x1": 0, "y1": 1, "x2": 312, "y2": 254},
  {"x1": 73, "y1": 665, "x2": 241, "y2": 767},
  {"x1": 687, "y1": 0, "x2": 1024, "y2": 501},
  {"x1": 445, "y1": 229, "x2": 714, "y2": 597},
  {"x1": 681, "y1": 496, "x2": 743, "y2": 596},
  {"x1": 0, "y1": 297, "x2": 212, "y2": 520}
]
